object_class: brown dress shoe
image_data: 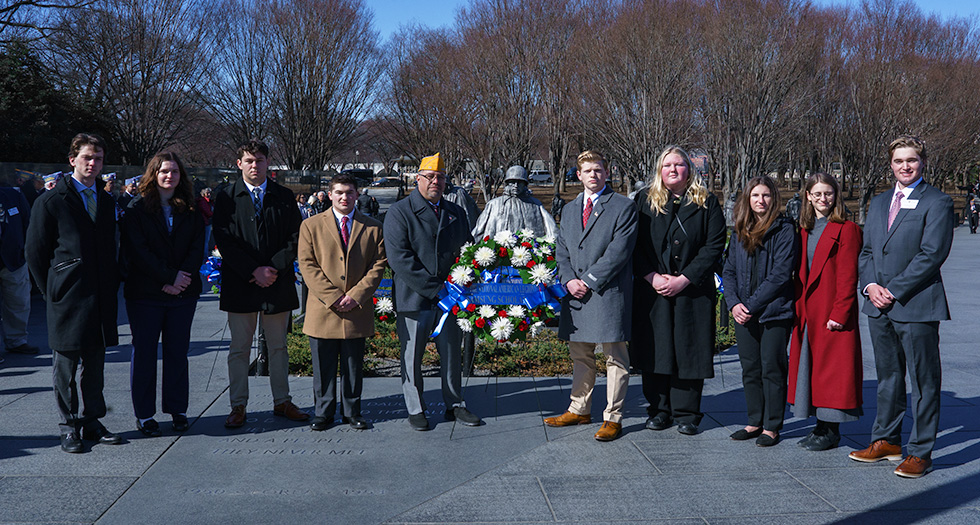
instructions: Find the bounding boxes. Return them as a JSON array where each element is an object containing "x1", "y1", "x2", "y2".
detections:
[
  {"x1": 224, "y1": 405, "x2": 246, "y2": 428},
  {"x1": 895, "y1": 455, "x2": 932, "y2": 478},
  {"x1": 544, "y1": 411, "x2": 591, "y2": 427},
  {"x1": 594, "y1": 421, "x2": 622, "y2": 441},
  {"x1": 848, "y1": 439, "x2": 903, "y2": 463},
  {"x1": 274, "y1": 401, "x2": 310, "y2": 421}
]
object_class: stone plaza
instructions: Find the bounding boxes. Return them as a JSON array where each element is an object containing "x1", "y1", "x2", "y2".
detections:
[{"x1": 1, "y1": 225, "x2": 979, "y2": 524}]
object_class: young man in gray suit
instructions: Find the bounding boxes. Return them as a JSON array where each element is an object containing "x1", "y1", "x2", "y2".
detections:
[
  {"x1": 546, "y1": 150, "x2": 637, "y2": 441},
  {"x1": 384, "y1": 153, "x2": 481, "y2": 431},
  {"x1": 850, "y1": 136, "x2": 953, "y2": 478}
]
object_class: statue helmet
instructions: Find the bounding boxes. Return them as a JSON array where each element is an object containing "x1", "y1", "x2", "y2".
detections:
[{"x1": 504, "y1": 165, "x2": 529, "y2": 183}]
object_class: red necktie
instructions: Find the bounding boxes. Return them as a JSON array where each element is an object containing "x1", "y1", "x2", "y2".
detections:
[
  {"x1": 582, "y1": 196, "x2": 593, "y2": 229},
  {"x1": 341, "y1": 216, "x2": 350, "y2": 247},
  {"x1": 887, "y1": 192, "x2": 903, "y2": 230}
]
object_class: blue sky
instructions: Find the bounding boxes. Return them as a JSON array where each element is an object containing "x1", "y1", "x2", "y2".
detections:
[{"x1": 366, "y1": 0, "x2": 979, "y2": 43}]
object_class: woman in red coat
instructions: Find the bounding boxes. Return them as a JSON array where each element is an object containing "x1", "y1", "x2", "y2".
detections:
[{"x1": 789, "y1": 172, "x2": 863, "y2": 451}]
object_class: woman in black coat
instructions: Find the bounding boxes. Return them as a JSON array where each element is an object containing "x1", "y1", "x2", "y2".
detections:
[
  {"x1": 631, "y1": 146, "x2": 727, "y2": 435},
  {"x1": 723, "y1": 175, "x2": 798, "y2": 446},
  {"x1": 121, "y1": 152, "x2": 205, "y2": 436}
]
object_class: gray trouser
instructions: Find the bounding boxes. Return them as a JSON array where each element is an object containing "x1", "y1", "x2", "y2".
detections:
[
  {"x1": 868, "y1": 315, "x2": 942, "y2": 460},
  {"x1": 309, "y1": 337, "x2": 364, "y2": 419},
  {"x1": 397, "y1": 309, "x2": 464, "y2": 415}
]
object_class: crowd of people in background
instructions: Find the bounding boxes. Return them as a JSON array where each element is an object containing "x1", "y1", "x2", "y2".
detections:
[{"x1": 0, "y1": 132, "x2": 956, "y2": 481}]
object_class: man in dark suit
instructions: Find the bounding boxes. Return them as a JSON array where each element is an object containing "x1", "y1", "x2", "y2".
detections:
[
  {"x1": 546, "y1": 150, "x2": 637, "y2": 442},
  {"x1": 0, "y1": 183, "x2": 38, "y2": 357},
  {"x1": 851, "y1": 135, "x2": 954, "y2": 478},
  {"x1": 25, "y1": 133, "x2": 123, "y2": 453},
  {"x1": 212, "y1": 139, "x2": 308, "y2": 428},
  {"x1": 384, "y1": 153, "x2": 481, "y2": 431}
]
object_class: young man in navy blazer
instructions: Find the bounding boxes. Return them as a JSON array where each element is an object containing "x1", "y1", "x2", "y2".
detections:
[{"x1": 851, "y1": 136, "x2": 953, "y2": 478}]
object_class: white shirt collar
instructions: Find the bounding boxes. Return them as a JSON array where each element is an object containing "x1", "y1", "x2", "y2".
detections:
[
  {"x1": 895, "y1": 177, "x2": 922, "y2": 198},
  {"x1": 243, "y1": 179, "x2": 268, "y2": 194},
  {"x1": 584, "y1": 185, "x2": 606, "y2": 204},
  {"x1": 332, "y1": 207, "x2": 355, "y2": 223}
]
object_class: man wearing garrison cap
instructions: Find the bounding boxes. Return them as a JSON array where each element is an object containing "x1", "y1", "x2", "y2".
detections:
[{"x1": 383, "y1": 153, "x2": 482, "y2": 431}]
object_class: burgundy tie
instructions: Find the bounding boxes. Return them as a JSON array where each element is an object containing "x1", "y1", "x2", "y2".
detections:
[
  {"x1": 582, "y1": 197, "x2": 593, "y2": 229},
  {"x1": 341, "y1": 216, "x2": 350, "y2": 247},
  {"x1": 887, "y1": 192, "x2": 903, "y2": 230}
]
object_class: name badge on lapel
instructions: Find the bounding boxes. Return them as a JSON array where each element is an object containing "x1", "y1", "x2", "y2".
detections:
[
  {"x1": 8, "y1": 207, "x2": 18, "y2": 216},
  {"x1": 901, "y1": 199, "x2": 918, "y2": 210}
]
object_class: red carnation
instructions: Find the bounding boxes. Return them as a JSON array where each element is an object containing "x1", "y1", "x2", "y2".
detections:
[
  {"x1": 472, "y1": 260, "x2": 480, "y2": 268},
  {"x1": 447, "y1": 276, "x2": 454, "y2": 283},
  {"x1": 518, "y1": 321, "x2": 528, "y2": 331},
  {"x1": 484, "y1": 236, "x2": 490, "y2": 242},
  {"x1": 498, "y1": 247, "x2": 508, "y2": 257},
  {"x1": 498, "y1": 310, "x2": 508, "y2": 318},
  {"x1": 373, "y1": 297, "x2": 378, "y2": 305},
  {"x1": 546, "y1": 255, "x2": 554, "y2": 262},
  {"x1": 379, "y1": 315, "x2": 388, "y2": 321},
  {"x1": 531, "y1": 310, "x2": 540, "y2": 317},
  {"x1": 526, "y1": 260, "x2": 536, "y2": 268},
  {"x1": 475, "y1": 318, "x2": 486, "y2": 328},
  {"x1": 455, "y1": 257, "x2": 460, "y2": 263},
  {"x1": 451, "y1": 305, "x2": 460, "y2": 315},
  {"x1": 466, "y1": 304, "x2": 476, "y2": 312}
]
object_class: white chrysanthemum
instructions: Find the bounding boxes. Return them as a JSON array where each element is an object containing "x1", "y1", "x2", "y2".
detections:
[
  {"x1": 510, "y1": 246, "x2": 532, "y2": 267},
  {"x1": 536, "y1": 243, "x2": 554, "y2": 256},
  {"x1": 211, "y1": 248, "x2": 222, "y2": 258},
  {"x1": 493, "y1": 230, "x2": 517, "y2": 247},
  {"x1": 478, "y1": 305, "x2": 497, "y2": 319},
  {"x1": 506, "y1": 305, "x2": 526, "y2": 318},
  {"x1": 376, "y1": 297, "x2": 394, "y2": 314},
  {"x1": 530, "y1": 321, "x2": 545, "y2": 337},
  {"x1": 474, "y1": 246, "x2": 496, "y2": 267},
  {"x1": 529, "y1": 264, "x2": 554, "y2": 285},
  {"x1": 457, "y1": 317, "x2": 473, "y2": 333},
  {"x1": 460, "y1": 241, "x2": 473, "y2": 252},
  {"x1": 489, "y1": 318, "x2": 514, "y2": 341},
  {"x1": 541, "y1": 234, "x2": 556, "y2": 245},
  {"x1": 518, "y1": 230, "x2": 535, "y2": 241},
  {"x1": 450, "y1": 266, "x2": 475, "y2": 285}
]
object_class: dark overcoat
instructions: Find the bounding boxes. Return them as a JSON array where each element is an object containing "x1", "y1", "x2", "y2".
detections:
[
  {"x1": 789, "y1": 220, "x2": 863, "y2": 410},
  {"x1": 630, "y1": 192, "x2": 726, "y2": 378},
  {"x1": 555, "y1": 188, "x2": 637, "y2": 343},
  {"x1": 384, "y1": 189, "x2": 472, "y2": 312},
  {"x1": 120, "y1": 196, "x2": 206, "y2": 301},
  {"x1": 0, "y1": 187, "x2": 30, "y2": 270},
  {"x1": 25, "y1": 176, "x2": 120, "y2": 350},
  {"x1": 211, "y1": 178, "x2": 301, "y2": 314}
]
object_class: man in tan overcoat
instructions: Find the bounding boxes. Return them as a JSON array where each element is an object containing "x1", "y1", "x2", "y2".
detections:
[{"x1": 298, "y1": 173, "x2": 386, "y2": 430}]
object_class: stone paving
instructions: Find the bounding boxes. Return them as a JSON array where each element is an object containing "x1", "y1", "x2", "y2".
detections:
[{"x1": 1, "y1": 226, "x2": 979, "y2": 524}]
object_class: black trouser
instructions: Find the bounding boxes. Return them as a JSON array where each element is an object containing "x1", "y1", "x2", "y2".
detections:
[
  {"x1": 309, "y1": 337, "x2": 365, "y2": 419},
  {"x1": 53, "y1": 347, "x2": 107, "y2": 434},
  {"x1": 127, "y1": 297, "x2": 197, "y2": 420},
  {"x1": 643, "y1": 371, "x2": 704, "y2": 425},
  {"x1": 735, "y1": 318, "x2": 791, "y2": 432}
]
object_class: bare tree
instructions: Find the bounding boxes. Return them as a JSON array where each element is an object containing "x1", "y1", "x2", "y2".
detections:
[
  {"x1": 0, "y1": 0, "x2": 92, "y2": 42},
  {"x1": 45, "y1": 0, "x2": 224, "y2": 165}
]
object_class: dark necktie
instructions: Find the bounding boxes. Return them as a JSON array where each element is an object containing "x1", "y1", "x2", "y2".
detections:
[
  {"x1": 252, "y1": 188, "x2": 262, "y2": 220},
  {"x1": 83, "y1": 189, "x2": 97, "y2": 221},
  {"x1": 341, "y1": 215, "x2": 350, "y2": 248}
]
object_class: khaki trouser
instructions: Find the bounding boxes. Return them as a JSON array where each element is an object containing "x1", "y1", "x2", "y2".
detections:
[
  {"x1": 227, "y1": 311, "x2": 291, "y2": 407},
  {"x1": 567, "y1": 341, "x2": 630, "y2": 423}
]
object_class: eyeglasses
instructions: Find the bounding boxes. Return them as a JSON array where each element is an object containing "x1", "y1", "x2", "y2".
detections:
[{"x1": 418, "y1": 172, "x2": 447, "y2": 183}]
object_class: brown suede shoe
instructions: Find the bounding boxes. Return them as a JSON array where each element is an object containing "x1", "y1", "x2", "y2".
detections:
[
  {"x1": 895, "y1": 455, "x2": 932, "y2": 478},
  {"x1": 224, "y1": 405, "x2": 246, "y2": 428},
  {"x1": 594, "y1": 421, "x2": 622, "y2": 441},
  {"x1": 274, "y1": 401, "x2": 310, "y2": 421},
  {"x1": 848, "y1": 439, "x2": 903, "y2": 463},
  {"x1": 544, "y1": 411, "x2": 591, "y2": 427}
]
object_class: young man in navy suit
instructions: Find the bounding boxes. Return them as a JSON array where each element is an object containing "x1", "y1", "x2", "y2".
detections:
[{"x1": 851, "y1": 136, "x2": 954, "y2": 478}]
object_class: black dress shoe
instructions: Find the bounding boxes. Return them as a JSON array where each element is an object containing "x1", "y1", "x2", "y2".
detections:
[
  {"x1": 756, "y1": 432, "x2": 780, "y2": 447},
  {"x1": 446, "y1": 407, "x2": 481, "y2": 426},
  {"x1": 342, "y1": 415, "x2": 368, "y2": 430},
  {"x1": 6, "y1": 343, "x2": 39, "y2": 355},
  {"x1": 677, "y1": 422, "x2": 698, "y2": 435},
  {"x1": 136, "y1": 419, "x2": 162, "y2": 437},
  {"x1": 804, "y1": 432, "x2": 841, "y2": 451},
  {"x1": 172, "y1": 415, "x2": 189, "y2": 432},
  {"x1": 731, "y1": 427, "x2": 764, "y2": 441},
  {"x1": 645, "y1": 413, "x2": 673, "y2": 431},
  {"x1": 310, "y1": 416, "x2": 332, "y2": 431},
  {"x1": 82, "y1": 425, "x2": 122, "y2": 444},
  {"x1": 408, "y1": 413, "x2": 430, "y2": 431},
  {"x1": 61, "y1": 431, "x2": 83, "y2": 453},
  {"x1": 797, "y1": 430, "x2": 818, "y2": 448}
]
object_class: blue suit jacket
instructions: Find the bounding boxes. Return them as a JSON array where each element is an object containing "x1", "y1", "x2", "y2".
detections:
[
  {"x1": 858, "y1": 180, "x2": 953, "y2": 322},
  {"x1": 0, "y1": 187, "x2": 30, "y2": 270}
]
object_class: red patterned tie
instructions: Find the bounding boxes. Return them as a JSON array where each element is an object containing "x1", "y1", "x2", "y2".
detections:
[
  {"x1": 582, "y1": 196, "x2": 593, "y2": 229},
  {"x1": 341, "y1": 216, "x2": 350, "y2": 247},
  {"x1": 887, "y1": 192, "x2": 903, "y2": 230}
]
